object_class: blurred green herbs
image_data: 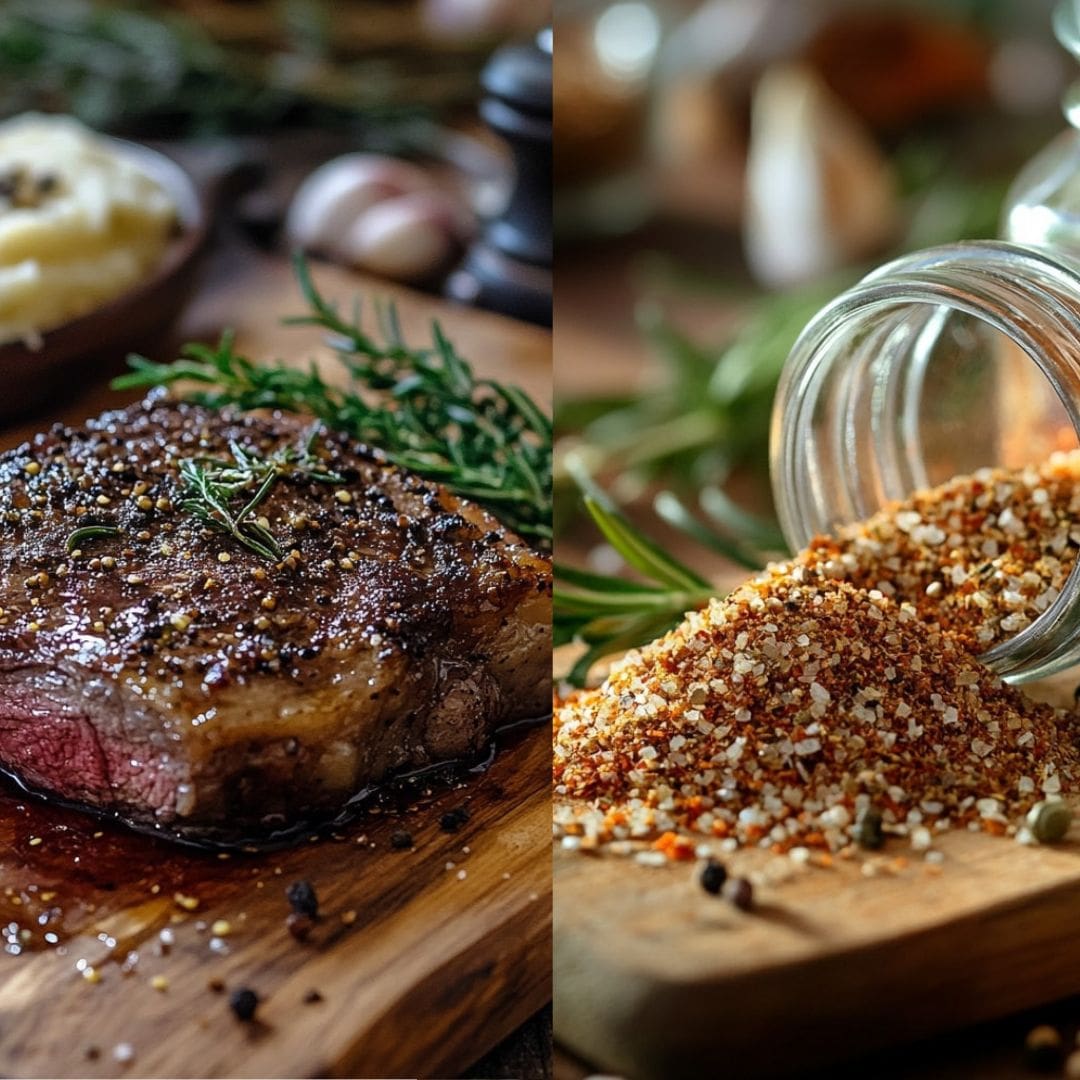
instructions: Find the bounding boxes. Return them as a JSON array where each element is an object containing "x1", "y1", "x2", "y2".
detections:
[
  {"x1": 554, "y1": 463, "x2": 768, "y2": 686},
  {"x1": 0, "y1": 0, "x2": 480, "y2": 136},
  {"x1": 554, "y1": 275, "x2": 846, "y2": 537}
]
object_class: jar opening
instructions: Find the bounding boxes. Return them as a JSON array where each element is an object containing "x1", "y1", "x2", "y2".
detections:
[{"x1": 771, "y1": 241, "x2": 1080, "y2": 681}]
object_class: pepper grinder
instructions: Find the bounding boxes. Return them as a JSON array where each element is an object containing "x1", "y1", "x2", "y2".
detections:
[{"x1": 447, "y1": 29, "x2": 552, "y2": 326}]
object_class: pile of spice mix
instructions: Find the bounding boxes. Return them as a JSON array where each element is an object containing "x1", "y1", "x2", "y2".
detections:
[
  {"x1": 554, "y1": 453, "x2": 1080, "y2": 860},
  {"x1": 803, "y1": 451, "x2": 1080, "y2": 651}
]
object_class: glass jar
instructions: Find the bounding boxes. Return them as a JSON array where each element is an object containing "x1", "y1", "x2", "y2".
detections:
[{"x1": 769, "y1": 240, "x2": 1080, "y2": 683}]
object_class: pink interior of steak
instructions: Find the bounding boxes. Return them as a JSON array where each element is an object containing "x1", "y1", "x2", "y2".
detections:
[{"x1": 0, "y1": 672, "x2": 181, "y2": 820}]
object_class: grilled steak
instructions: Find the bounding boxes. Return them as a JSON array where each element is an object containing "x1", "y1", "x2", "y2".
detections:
[{"x1": 0, "y1": 394, "x2": 551, "y2": 842}]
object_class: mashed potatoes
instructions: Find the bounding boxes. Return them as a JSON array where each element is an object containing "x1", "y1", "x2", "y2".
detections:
[{"x1": 0, "y1": 114, "x2": 177, "y2": 347}]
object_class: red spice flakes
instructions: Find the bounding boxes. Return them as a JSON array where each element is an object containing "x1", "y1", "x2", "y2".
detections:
[{"x1": 651, "y1": 832, "x2": 696, "y2": 861}]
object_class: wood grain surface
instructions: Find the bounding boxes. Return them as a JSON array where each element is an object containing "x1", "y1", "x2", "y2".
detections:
[
  {"x1": 0, "y1": 250, "x2": 552, "y2": 1079},
  {"x1": 554, "y1": 667, "x2": 1080, "y2": 1080}
]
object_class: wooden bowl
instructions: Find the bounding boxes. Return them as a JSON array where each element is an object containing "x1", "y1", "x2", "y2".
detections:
[{"x1": 0, "y1": 138, "x2": 211, "y2": 422}]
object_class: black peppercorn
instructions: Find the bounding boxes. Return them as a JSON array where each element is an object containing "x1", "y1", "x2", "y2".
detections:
[
  {"x1": 229, "y1": 987, "x2": 260, "y2": 1022},
  {"x1": 440, "y1": 807, "x2": 470, "y2": 833},
  {"x1": 286, "y1": 878, "x2": 319, "y2": 919},
  {"x1": 390, "y1": 830, "x2": 413, "y2": 850},
  {"x1": 303, "y1": 988, "x2": 324, "y2": 1005},
  {"x1": 699, "y1": 859, "x2": 727, "y2": 896}
]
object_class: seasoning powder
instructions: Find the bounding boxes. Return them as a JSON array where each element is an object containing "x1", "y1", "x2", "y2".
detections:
[{"x1": 555, "y1": 457, "x2": 1080, "y2": 856}]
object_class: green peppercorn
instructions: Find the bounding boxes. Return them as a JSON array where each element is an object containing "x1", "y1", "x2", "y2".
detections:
[
  {"x1": 1026, "y1": 799, "x2": 1073, "y2": 844},
  {"x1": 853, "y1": 806, "x2": 885, "y2": 850}
]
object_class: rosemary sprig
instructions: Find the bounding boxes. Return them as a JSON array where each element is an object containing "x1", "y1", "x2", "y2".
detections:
[
  {"x1": 177, "y1": 427, "x2": 344, "y2": 560},
  {"x1": 114, "y1": 255, "x2": 552, "y2": 546},
  {"x1": 66, "y1": 525, "x2": 121, "y2": 553},
  {"x1": 555, "y1": 464, "x2": 734, "y2": 685}
]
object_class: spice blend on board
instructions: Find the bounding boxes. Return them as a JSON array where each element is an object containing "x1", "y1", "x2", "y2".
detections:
[{"x1": 554, "y1": 455, "x2": 1080, "y2": 858}]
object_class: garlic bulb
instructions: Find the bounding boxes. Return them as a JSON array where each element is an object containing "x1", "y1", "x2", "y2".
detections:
[
  {"x1": 346, "y1": 190, "x2": 472, "y2": 283},
  {"x1": 286, "y1": 154, "x2": 473, "y2": 283},
  {"x1": 285, "y1": 154, "x2": 434, "y2": 263},
  {"x1": 744, "y1": 63, "x2": 898, "y2": 288}
]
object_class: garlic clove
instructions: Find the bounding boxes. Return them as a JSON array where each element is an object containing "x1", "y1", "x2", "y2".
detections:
[
  {"x1": 744, "y1": 63, "x2": 898, "y2": 288},
  {"x1": 285, "y1": 154, "x2": 434, "y2": 261},
  {"x1": 347, "y1": 191, "x2": 472, "y2": 283}
]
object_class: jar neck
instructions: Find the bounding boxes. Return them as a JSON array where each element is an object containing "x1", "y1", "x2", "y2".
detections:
[{"x1": 770, "y1": 240, "x2": 1080, "y2": 681}]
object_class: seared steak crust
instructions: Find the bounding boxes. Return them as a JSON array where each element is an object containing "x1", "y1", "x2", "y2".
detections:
[{"x1": 0, "y1": 393, "x2": 551, "y2": 840}]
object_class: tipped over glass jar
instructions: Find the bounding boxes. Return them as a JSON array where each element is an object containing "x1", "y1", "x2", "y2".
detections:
[{"x1": 770, "y1": 1, "x2": 1080, "y2": 684}]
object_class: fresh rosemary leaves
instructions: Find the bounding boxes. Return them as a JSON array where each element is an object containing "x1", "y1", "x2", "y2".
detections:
[
  {"x1": 114, "y1": 256, "x2": 551, "y2": 546},
  {"x1": 554, "y1": 467, "x2": 721, "y2": 686},
  {"x1": 177, "y1": 428, "x2": 343, "y2": 561},
  {"x1": 554, "y1": 460, "x2": 789, "y2": 686}
]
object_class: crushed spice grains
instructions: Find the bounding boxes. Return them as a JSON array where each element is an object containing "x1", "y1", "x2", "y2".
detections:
[
  {"x1": 555, "y1": 458, "x2": 1080, "y2": 860},
  {"x1": 554, "y1": 573, "x2": 1080, "y2": 855},
  {"x1": 800, "y1": 453, "x2": 1080, "y2": 653}
]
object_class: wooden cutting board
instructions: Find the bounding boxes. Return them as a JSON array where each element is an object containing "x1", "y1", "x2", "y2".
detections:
[
  {"x1": 0, "y1": 254, "x2": 552, "y2": 1079},
  {"x1": 554, "y1": 671, "x2": 1080, "y2": 1080}
]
